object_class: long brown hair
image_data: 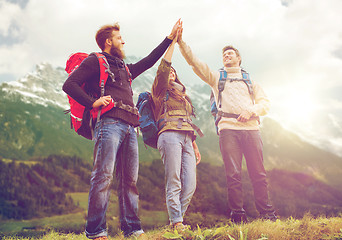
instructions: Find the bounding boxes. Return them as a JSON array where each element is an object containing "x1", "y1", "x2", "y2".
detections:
[{"x1": 167, "y1": 66, "x2": 196, "y2": 117}]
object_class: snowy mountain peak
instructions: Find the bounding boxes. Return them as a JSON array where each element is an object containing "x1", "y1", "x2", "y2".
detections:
[{"x1": 1, "y1": 63, "x2": 69, "y2": 108}]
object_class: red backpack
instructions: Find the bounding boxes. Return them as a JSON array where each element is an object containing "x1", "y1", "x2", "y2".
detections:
[{"x1": 64, "y1": 52, "x2": 116, "y2": 140}]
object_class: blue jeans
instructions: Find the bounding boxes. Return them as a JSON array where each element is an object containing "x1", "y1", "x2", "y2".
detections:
[
  {"x1": 85, "y1": 117, "x2": 142, "y2": 238},
  {"x1": 157, "y1": 131, "x2": 196, "y2": 224},
  {"x1": 219, "y1": 129, "x2": 274, "y2": 215}
]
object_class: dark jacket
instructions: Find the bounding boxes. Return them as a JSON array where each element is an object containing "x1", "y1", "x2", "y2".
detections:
[{"x1": 63, "y1": 37, "x2": 172, "y2": 127}]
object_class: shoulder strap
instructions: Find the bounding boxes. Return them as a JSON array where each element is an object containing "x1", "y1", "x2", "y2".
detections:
[
  {"x1": 217, "y1": 68, "x2": 227, "y2": 109},
  {"x1": 91, "y1": 53, "x2": 115, "y2": 126},
  {"x1": 162, "y1": 91, "x2": 169, "y2": 117},
  {"x1": 125, "y1": 65, "x2": 132, "y2": 85},
  {"x1": 92, "y1": 53, "x2": 115, "y2": 97},
  {"x1": 241, "y1": 69, "x2": 255, "y2": 103}
]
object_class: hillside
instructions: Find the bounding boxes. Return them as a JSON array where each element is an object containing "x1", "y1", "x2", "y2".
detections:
[
  {"x1": 1, "y1": 60, "x2": 342, "y2": 190},
  {"x1": 262, "y1": 118, "x2": 342, "y2": 188},
  {"x1": 1, "y1": 156, "x2": 342, "y2": 226}
]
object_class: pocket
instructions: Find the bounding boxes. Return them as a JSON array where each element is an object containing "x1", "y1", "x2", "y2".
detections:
[
  {"x1": 167, "y1": 109, "x2": 187, "y2": 117},
  {"x1": 157, "y1": 131, "x2": 168, "y2": 151}
]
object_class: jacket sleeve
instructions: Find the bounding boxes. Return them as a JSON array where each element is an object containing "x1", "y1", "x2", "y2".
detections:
[
  {"x1": 151, "y1": 58, "x2": 171, "y2": 99},
  {"x1": 62, "y1": 55, "x2": 98, "y2": 109},
  {"x1": 151, "y1": 58, "x2": 171, "y2": 121},
  {"x1": 127, "y1": 37, "x2": 172, "y2": 80},
  {"x1": 178, "y1": 40, "x2": 219, "y2": 87},
  {"x1": 250, "y1": 81, "x2": 270, "y2": 116}
]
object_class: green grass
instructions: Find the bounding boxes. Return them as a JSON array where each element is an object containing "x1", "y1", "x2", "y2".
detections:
[
  {"x1": 1, "y1": 215, "x2": 342, "y2": 239},
  {"x1": 1, "y1": 158, "x2": 39, "y2": 166},
  {"x1": 2, "y1": 192, "x2": 342, "y2": 239},
  {"x1": 66, "y1": 192, "x2": 89, "y2": 210},
  {"x1": 0, "y1": 193, "x2": 89, "y2": 234},
  {"x1": 0, "y1": 212, "x2": 86, "y2": 233}
]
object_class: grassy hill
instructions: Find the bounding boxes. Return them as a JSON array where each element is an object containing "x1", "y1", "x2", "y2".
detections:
[
  {"x1": 2, "y1": 63, "x2": 342, "y2": 239},
  {"x1": 1, "y1": 156, "x2": 342, "y2": 239}
]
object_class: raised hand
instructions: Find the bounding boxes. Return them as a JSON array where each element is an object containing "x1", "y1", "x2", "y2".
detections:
[
  {"x1": 177, "y1": 25, "x2": 183, "y2": 43},
  {"x1": 168, "y1": 19, "x2": 182, "y2": 40}
]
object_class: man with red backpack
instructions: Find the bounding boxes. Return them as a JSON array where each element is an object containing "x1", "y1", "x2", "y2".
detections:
[{"x1": 63, "y1": 20, "x2": 181, "y2": 239}]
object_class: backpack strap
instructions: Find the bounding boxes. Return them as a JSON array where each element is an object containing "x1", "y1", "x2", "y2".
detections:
[
  {"x1": 125, "y1": 65, "x2": 132, "y2": 85},
  {"x1": 92, "y1": 52, "x2": 114, "y2": 97},
  {"x1": 156, "y1": 91, "x2": 169, "y2": 131},
  {"x1": 241, "y1": 69, "x2": 255, "y2": 103},
  {"x1": 217, "y1": 68, "x2": 228, "y2": 109},
  {"x1": 213, "y1": 68, "x2": 228, "y2": 126},
  {"x1": 90, "y1": 53, "x2": 115, "y2": 137}
]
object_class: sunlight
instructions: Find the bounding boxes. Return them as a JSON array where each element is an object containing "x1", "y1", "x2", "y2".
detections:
[{"x1": 280, "y1": 90, "x2": 318, "y2": 125}]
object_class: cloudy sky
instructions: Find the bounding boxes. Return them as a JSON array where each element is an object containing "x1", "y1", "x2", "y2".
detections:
[{"x1": 1, "y1": 0, "x2": 342, "y2": 156}]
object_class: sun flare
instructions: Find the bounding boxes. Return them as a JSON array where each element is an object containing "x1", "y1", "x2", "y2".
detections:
[{"x1": 278, "y1": 91, "x2": 318, "y2": 125}]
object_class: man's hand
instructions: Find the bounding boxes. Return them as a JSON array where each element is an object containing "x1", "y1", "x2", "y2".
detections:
[
  {"x1": 237, "y1": 110, "x2": 253, "y2": 122},
  {"x1": 92, "y1": 95, "x2": 112, "y2": 108},
  {"x1": 168, "y1": 19, "x2": 182, "y2": 40},
  {"x1": 177, "y1": 26, "x2": 183, "y2": 43}
]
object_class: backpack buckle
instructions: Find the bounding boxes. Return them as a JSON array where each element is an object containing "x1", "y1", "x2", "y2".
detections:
[{"x1": 177, "y1": 118, "x2": 185, "y2": 129}]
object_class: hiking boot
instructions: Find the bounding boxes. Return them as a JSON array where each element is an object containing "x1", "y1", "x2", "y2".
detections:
[
  {"x1": 93, "y1": 237, "x2": 108, "y2": 240},
  {"x1": 230, "y1": 212, "x2": 248, "y2": 224},
  {"x1": 260, "y1": 212, "x2": 278, "y2": 221}
]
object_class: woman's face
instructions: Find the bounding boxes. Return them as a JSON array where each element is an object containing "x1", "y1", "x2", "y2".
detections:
[{"x1": 169, "y1": 68, "x2": 176, "y2": 82}]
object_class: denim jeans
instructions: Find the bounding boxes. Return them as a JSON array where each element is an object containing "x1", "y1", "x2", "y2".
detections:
[
  {"x1": 85, "y1": 117, "x2": 142, "y2": 238},
  {"x1": 219, "y1": 129, "x2": 274, "y2": 215},
  {"x1": 157, "y1": 131, "x2": 197, "y2": 224}
]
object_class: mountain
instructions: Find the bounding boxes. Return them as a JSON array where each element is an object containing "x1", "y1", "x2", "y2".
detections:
[
  {"x1": 0, "y1": 63, "x2": 93, "y2": 161},
  {"x1": 261, "y1": 118, "x2": 342, "y2": 188},
  {"x1": 1, "y1": 58, "x2": 342, "y2": 189}
]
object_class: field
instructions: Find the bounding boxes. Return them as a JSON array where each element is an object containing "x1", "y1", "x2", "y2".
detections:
[
  {"x1": 1, "y1": 163, "x2": 342, "y2": 239},
  {"x1": 1, "y1": 215, "x2": 342, "y2": 239}
]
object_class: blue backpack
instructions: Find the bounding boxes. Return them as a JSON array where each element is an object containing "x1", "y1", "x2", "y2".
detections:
[
  {"x1": 136, "y1": 92, "x2": 163, "y2": 148},
  {"x1": 210, "y1": 68, "x2": 256, "y2": 134}
]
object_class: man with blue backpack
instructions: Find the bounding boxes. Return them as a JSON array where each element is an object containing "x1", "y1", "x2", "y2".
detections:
[
  {"x1": 176, "y1": 27, "x2": 277, "y2": 223},
  {"x1": 63, "y1": 20, "x2": 181, "y2": 239}
]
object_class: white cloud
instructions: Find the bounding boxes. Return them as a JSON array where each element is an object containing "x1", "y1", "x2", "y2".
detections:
[
  {"x1": 1, "y1": 0, "x2": 342, "y2": 83},
  {"x1": 0, "y1": 1, "x2": 21, "y2": 34}
]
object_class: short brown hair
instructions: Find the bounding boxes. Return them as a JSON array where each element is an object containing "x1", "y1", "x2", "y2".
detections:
[
  {"x1": 95, "y1": 22, "x2": 120, "y2": 51},
  {"x1": 222, "y1": 45, "x2": 241, "y2": 65}
]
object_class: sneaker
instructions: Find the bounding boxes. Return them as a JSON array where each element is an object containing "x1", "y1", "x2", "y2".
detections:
[
  {"x1": 173, "y1": 222, "x2": 190, "y2": 232},
  {"x1": 231, "y1": 212, "x2": 248, "y2": 224},
  {"x1": 260, "y1": 212, "x2": 278, "y2": 221},
  {"x1": 128, "y1": 229, "x2": 145, "y2": 238}
]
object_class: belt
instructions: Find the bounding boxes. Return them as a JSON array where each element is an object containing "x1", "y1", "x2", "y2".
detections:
[
  {"x1": 114, "y1": 100, "x2": 139, "y2": 116},
  {"x1": 217, "y1": 111, "x2": 260, "y2": 122},
  {"x1": 159, "y1": 117, "x2": 204, "y2": 137}
]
